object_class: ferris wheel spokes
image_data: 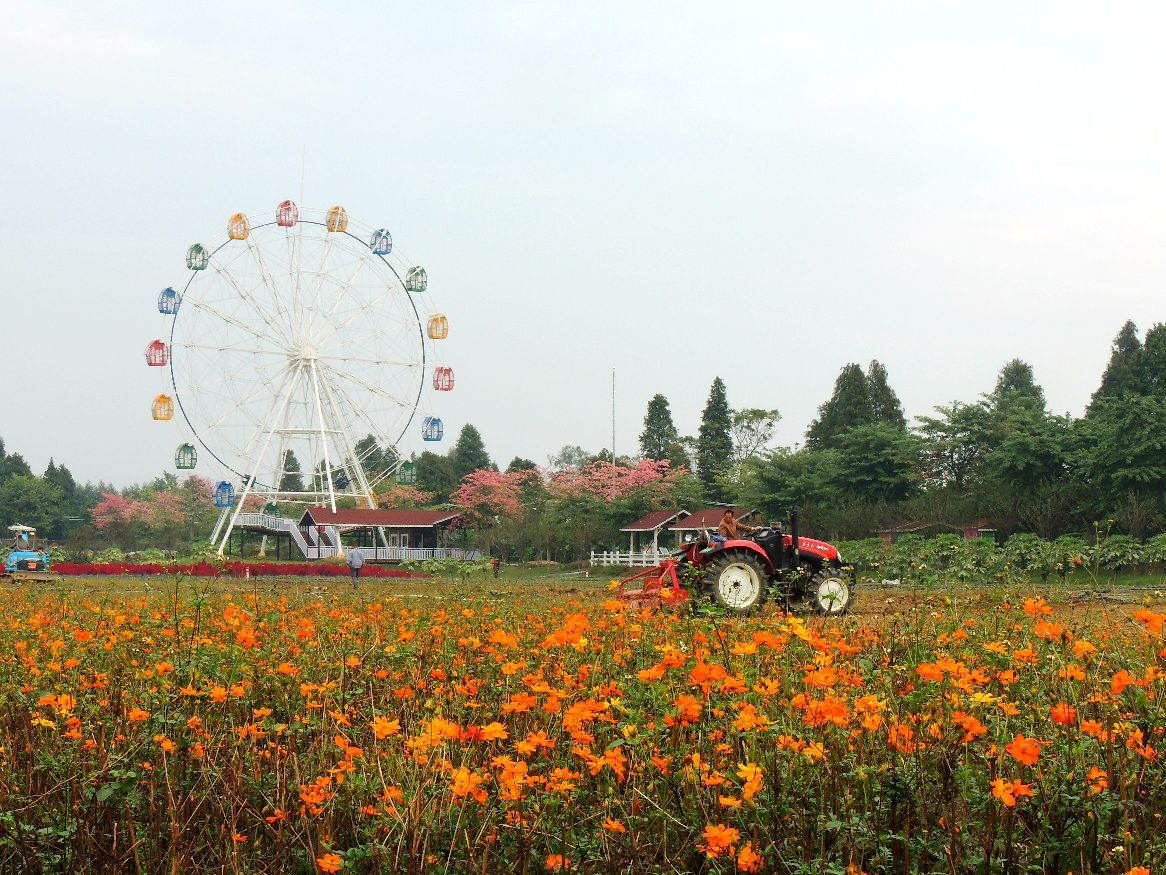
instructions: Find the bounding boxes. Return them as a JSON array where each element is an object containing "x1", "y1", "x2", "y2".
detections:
[
  {"x1": 246, "y1": 236, "x2": 299, "y2": 338},
  {"x1": 208, "y1": 261, "x2": 293, "y2": 347},
  {"x1": 181, "y1": 296, "x2": 286, "y2": 351},
  {"x1": 318, "y1": 370, "x2": 407, "y2": 490}
]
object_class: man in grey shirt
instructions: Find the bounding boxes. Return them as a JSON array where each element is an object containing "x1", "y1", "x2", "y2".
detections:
[{"x1": 346, "y1": 545, "x2": 365, "y2": 590}]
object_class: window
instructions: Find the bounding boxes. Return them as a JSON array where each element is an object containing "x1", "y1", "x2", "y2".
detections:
[{"x1": 401, "y1": 533, "x2": 410, "y2": 548}]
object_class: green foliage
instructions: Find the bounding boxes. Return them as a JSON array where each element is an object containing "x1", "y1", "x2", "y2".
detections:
[
  {"x1": 917, "y1": 401, "x2": 991, "y2": 489},
  {"x1": 0, "y1": 475, "x2": 64, "y2": 534},
  {"x1": 833, "y1": 424, "x2": 921, "y2": 503},
  {"x1": 415, "y1": 451, "x2": 459, "y2": 501},
  {"x1": 1089, "y1": 320, "x2": 1143, "y2": 411},
  {"x1": 1142, "y1": 533, "x2": 1166, "y2": 567},
  {"x1": 278, "y1": 449, "x2": 305, "y2": 493},
  {"x1": 1092, "y1": 533, "x2": 1143, "y2": 571},
  {"x1": 990, "y1": 358, "x2": 1046, "y2": 414},
  {"x1": 1003, "y1": 533, "x2": 1056, "y2": 581}
]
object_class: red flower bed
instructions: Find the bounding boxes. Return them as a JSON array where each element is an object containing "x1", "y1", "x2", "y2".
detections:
[{"x1": 54, "y1": 562, "x2": 424, "y2": 579}]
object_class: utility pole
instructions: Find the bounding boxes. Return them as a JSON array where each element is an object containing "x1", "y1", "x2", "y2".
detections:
[{"x1": 611, "y1": 368, "x2": 616, "y2": 462}]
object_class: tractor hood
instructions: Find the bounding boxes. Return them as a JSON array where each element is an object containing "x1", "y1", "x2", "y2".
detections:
[{"x1": 784, "y1": 535, "x2": 839, "y2": 563}]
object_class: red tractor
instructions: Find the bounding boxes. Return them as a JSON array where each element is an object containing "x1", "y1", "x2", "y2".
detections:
[{"x1": 619, "y1": 512, "x2": 852, "y2": 616}]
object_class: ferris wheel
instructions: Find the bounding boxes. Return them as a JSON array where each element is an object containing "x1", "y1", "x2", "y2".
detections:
[{"x1": 145, "y1": 201, "x2": 452, "y2": 553}]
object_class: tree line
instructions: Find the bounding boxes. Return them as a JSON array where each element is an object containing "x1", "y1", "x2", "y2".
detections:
[{"x1": 5, "y1": 319, "x2": 1166, "y2": 559}]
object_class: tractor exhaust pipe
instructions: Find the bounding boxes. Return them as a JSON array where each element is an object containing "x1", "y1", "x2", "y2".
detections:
[{"x1": 789, "y1": 510, "x2": 800, "y2": 561}]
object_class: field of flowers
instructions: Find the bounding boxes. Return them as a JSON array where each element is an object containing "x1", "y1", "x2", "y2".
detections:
[{"x1": 0, "y1": 575, "x2": 1163, "y2": 873}]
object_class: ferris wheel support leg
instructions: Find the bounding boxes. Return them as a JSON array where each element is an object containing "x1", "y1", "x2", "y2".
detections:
[
  {"x1": 309, "y1": 362, "x2": 339, "y2": 514},
  {"x1": 210, "y1": 504, "x2": 233, "y2": 547},
  {"x1": 318, "y1": 367, "x2": 380, "y2": 510},
  {"x1": 217, "y1": 367, "x2": 301, "y2": 556}
]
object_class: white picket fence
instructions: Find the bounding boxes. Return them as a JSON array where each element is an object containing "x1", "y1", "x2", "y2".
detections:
[{"x1": 589, "y1": 550, "x2": 669, "y2": 567}]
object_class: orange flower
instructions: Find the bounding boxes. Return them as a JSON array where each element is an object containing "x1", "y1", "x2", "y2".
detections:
[
  {"x1": 1111, "y1": 669, "x2": 1135, "y2": 695},
  {"x1": 736, "y1": 762, "x2": 764, "y2": 800},
  {"x1": 665, "y1": 694, "x2": 703, "y2": 727},
  {"x1": 317, "y1": 853, "x2": 343, "y2": 873},
  {"x1": 1133, "y1": 608, "x2": 1165, "y2": 635},
  {"x1": 1087, "y1": 767, "x2": 1108, "y2": 794},
  {"x1": 1023, "y1": 597, "x2": 1051, "y2": 617},
  {"x1": 545, "y1": 854, "x2": 571, "y2": 871},
  {"x1": 127, "y1": 707, "x2": 149, "y2": 723},
  {"x1": 990, "y1": 777, "x2": 1035, "y2": 807},
  {"x1": 737, "y1": 842, "x2": 763, "y2": 873},
  {"x1": 1005, "y1": 733, "x2": 1040, "y2": 766},
  {"x1": 699, "y1": 823, "x2": 741, "y2": 858},
  {"x1": 371, "y1": 716, "x2": 400, "y2": 740},
  {"x1": 450, "y1": 767, "x2": 488, "y2": 804},
  {"x1": 601, "y1": 818, "x2": 626, "y2": 833},
  {"x1": 1049, "y1": 701, "x2": 1077, "y2": 726}
]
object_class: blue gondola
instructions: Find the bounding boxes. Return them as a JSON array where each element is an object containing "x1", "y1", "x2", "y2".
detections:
[
  {"x1": 370, "y1": 229, "x2": 393, "y2": 256},
  {"x1": 158, "y1": 287, "x2": 180, "y2": 314},
  {"x1": 333, "y1": 472, "x2": 350, "y2": 490},
  {"x1": 213, "y1": 481, "x2": 235, "y2": 508},
  {"x1": 422, "y1": 416, "x2": 443, "y2": 442}
]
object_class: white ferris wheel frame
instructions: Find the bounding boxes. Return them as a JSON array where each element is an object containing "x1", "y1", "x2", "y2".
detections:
[{"x1": 163, "y1": 206, "x2": 445, "y2": 554}]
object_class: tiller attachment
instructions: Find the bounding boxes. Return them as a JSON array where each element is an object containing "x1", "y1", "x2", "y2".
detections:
[{"x1": 617, "y1": 559, "x2": 690, "y2": 611}]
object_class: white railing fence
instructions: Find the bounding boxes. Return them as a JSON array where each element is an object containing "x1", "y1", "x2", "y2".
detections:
[{"x1": 590, "y1": 550, "x2": 669, "y2": 568}]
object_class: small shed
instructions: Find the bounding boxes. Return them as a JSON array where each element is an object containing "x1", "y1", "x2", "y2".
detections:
[
  {"x1": 300, "y1": 507, "x2": 462, "y2": 551},
  {"x1": 878, "y1": 520, "x2": 996, "y2": 545},
  {"x1": 620, "y1": 510, "x2": 689, "y2": 554},
  {"x1": 667, "y1": 507, "x2": 757, "y2": 546}
]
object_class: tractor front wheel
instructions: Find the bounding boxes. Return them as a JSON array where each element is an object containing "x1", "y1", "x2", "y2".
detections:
[
  {"x1": 705, "y1": 552, "x2": 769, "y2": 614},
  {"x1": 809, "y1": 566, "x2": 853, "y2": 616}
]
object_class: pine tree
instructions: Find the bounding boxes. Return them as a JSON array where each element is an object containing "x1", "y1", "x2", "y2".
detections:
[
  {"x1": 639, "y1": 394, "x2": 681, "y2": 461},
  {"x1": 866, "y1": 360, "x2": 906, "y2": 429},
  {"x1": 1140, "y1": 323, "x2": 1166, "y2": 396},
  {"x1": 806, "y1": 364, "x2": 874, "y2": 449},
  {"x1": 452, "y1": 424, "x2": 492, "y2": 480},
  {"x1": 279, "y1": 450, "x2": 305, "y2": 493},
  {"x1": 1089, "y1": 321, "x2": 1142, "y2": 412},
  {"x1": 990, "y1": 359, "x2": 1045, "y2": 414},
  {"x1": 696, "y1": 378, "x2": 733, "y2": 498}
]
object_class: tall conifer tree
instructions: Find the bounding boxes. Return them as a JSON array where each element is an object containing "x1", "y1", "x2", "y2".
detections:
[
  {"x1": 452, "y1": 424, "x2": 492, "y2": 480},
  {"x1": 639, "y1": 394, "x2": 681, "y2": 461},
  {"x1": 696, "y1": 378, "x2": 732, "y2": 498},
  {"x1": 866, "y1": 360, "x2": 906, "y2": 429},
  {"x1": 806, "y1": 364, "x2": 874, "y2": 449}
]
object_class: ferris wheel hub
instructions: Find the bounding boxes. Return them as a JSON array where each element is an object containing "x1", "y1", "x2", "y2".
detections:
[{"x1": 290, "y1": 343, "x2": 320, "y2": 363}]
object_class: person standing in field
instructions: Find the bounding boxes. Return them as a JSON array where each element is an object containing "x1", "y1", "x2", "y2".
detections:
[{"x1": 346, "y1": 544, "x2": 365, "y2": 589}]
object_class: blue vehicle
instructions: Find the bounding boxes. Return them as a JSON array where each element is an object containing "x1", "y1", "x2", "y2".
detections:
[{"x1": 3, "y1": 525, "x2": 60, "y2": 582}]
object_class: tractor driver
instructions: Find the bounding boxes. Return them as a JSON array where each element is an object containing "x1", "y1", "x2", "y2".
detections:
[{"x1": 717, "y1": 509, "x2": 755, "y2": 541}]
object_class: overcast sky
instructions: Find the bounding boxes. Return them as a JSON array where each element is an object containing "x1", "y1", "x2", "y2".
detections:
[{"x1": 2, "y1": 2, "x2": 1164, "y2": 487}]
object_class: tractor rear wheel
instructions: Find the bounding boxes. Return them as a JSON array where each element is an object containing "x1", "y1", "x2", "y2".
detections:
[
  {"x1": 809, "y1": 566, "x2": 853, "y2": 616},
  {"x1": 705, "y1": 552, "x2": 769, "y2": 614}
]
